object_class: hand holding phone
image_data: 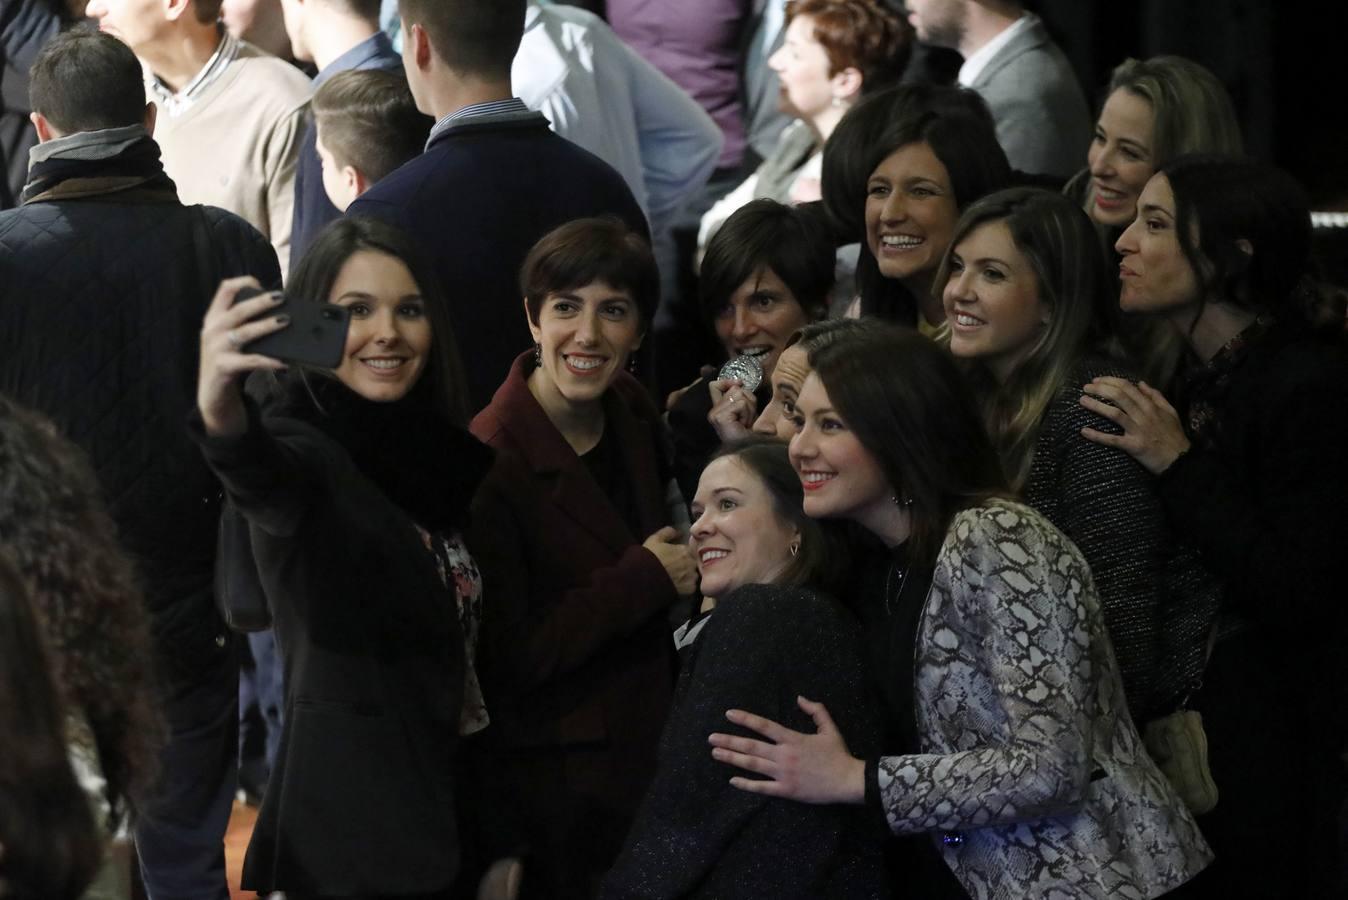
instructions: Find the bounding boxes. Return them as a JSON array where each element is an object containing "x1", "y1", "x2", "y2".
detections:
[{"x1": 233, "y1": 287, "x2": 351, "y2": 369}]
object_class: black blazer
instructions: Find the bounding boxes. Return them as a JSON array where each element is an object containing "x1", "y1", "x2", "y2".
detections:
[{"x1": 194, "y1": 404, "x2": 488, "y2": 896}]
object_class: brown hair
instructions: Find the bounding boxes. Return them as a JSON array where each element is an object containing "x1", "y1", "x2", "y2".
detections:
[
  {"x1": 29, "y1": 30, "x2": 146, "y2": 134},
  {"x1": 784, "y1": 0, "x2": 912, "y2": 93},
  {"x1": 313, "y1": 69, "x2": 432, "y2": 184},
  {"x1": 520, "y1": 217, "x2": 659, "y2": 331},
  {"x1": 399, "y1": 0, "x2": 524, "y2": 81}
]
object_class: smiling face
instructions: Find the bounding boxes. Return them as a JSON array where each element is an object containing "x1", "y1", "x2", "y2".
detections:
[
  {"x1": 768, "y1": 14, "x2": 836, "y2": 120},
  {"x1": 689, "y1": 456, "x2": 800, "y2": 598},
  {"x1": 713, "y1": 268, "x2": 813, "y2": 379},
  {"x1": 752, "y1": 343, "x2": 810, "y2": 440},
  {"x1": 864, "y1": 141, "x2": 961, "y2": 291},
  {"x1": 1086, "y1": 89, "x2": 1156, "y2": 228},
  {"x1": 1115, "y1": 174, "x2": 1202, "y2": 321},
  {"x1": 527, "y1": 281, "x2": 644, "y2": 408},
  {"x1": 943, "y1": 221, "x2": 1048, "y2": 382},
  {"x1": 329, "y1": 250, "x2": 433, "y2": 402},
  {"x1": 787, "y1": 374, "x2": 893, "y2": 529}
]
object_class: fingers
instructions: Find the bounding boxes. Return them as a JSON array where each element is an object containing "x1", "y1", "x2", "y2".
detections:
[
  {"x1": 205, "y1": 276, "x2": 262, "y2": 318},
  {"x1": 1079, "y1": 426, "x2": 1127, "y2": 449},
  {"x1": 1077, "y1": 393, "x2": 1127, "y2": 425},
  {"x1": 710, "y1": 746, "x2": 777, "y2": 777},
  {"x1": 708, "y1": 732, "x2": 777, "y2": 756},
  {"x1": 218, "y1": 313, "x2": 290, "y2": 352},
  {"x1": 724, "y1": 708, "x2": 794, "y2": 743},
  {"x1": 728, "y1": 775, "x2": 787, "y2": 796},
  {"x1": 797, "y1": 696, "x2": 837, "y2": 734},
  {"x1": 649, "y1": 525, "x2": 680, "y2": 544}
]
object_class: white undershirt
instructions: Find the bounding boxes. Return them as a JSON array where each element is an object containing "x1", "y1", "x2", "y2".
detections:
[{"x1": 957, "y1": 13, "x2": 1034, "y2": 86}]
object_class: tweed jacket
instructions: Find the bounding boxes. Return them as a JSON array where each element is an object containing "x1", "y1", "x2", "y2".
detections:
[
  {"x1": 872, "y1": 499, "x2": 1211, "y2": 899},
  {"x1": 965, "y1": 14, "x2": 1090, "y2": 179}
]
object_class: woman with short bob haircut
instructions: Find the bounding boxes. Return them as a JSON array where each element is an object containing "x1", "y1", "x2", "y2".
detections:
[
  {"x1": 821, "y1": 83, "x2": 1013, "y2": 328},
  {"x1": 604, "y1": 438, "x2": 885, "y2": 897},
  {"x1": 668, "y1": 199, "x2": 834, "y2": 500},
  {"x1": 1079, "y1": 155, "x2": 1348, "y2": 897},
  {"x1": 194, "y1": 216, "x2": 492, "y2": 898},
  {"x1": 708, "y1": 325, "x2": 1211, "y2": 897},
  {"x1": 469, "y1": 217, "x2": 697, "y2": 897},
  {"x1": 938, "y1": 186, "x2": 1218, "y2": 722}
]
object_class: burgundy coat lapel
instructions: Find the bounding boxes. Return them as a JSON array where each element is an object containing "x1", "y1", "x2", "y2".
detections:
[{"x1": 483, "y1": 353, "x2": 645, "y2": 555}]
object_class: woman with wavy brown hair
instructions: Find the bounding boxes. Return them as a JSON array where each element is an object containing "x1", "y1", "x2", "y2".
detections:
[{"x1": 0, "y1": 395, "x2": 163, "y2": 896}]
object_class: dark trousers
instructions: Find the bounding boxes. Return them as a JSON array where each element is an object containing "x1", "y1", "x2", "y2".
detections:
[{"x1": 134, "y1": 648, "x2": 239, "y2": 900}]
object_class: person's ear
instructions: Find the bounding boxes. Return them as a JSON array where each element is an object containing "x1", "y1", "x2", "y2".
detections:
[
  {"x1": 163, "y1": 0, "x2": 191, "y2": 23},
  {"x1": 523, "y1": 296, "x2": 542, "y2": 343},
  {"x1": 410, "y1": 22, "x2": 433, "y2": 73},
  {"x1": 30, "y1": 112, "x2": 59, "y2": 143},
  {"x1": 346, "y1": 164, "x2": 369, "y2": 199},
  {"x1": 831, "y1": 66, "x2": 863, "y2": 104},
  {"x1": 143, "y1": 102, "x2": 157, "y2": 137}
]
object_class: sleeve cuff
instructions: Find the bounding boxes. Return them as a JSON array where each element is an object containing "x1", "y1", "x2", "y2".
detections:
[{"x1": 864, "y1": 757, "x2": 890, "y2": 832}]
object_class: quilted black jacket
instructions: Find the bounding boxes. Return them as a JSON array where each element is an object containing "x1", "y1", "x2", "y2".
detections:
[{"x1": 0, "y1": 196, "x2": 280, "y2": 677}]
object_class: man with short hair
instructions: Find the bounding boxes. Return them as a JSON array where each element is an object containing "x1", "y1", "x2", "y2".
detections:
[
  {"x1": 278, "y1": 0, "x2": 400, "y2": 266},
  {"x1": 347, "y1": 0, "x2": 646, "y2": 409},
  {"x1": 0, "y1": 28, "x2": 279, "y2": 900},
  {"x1": 87, "y1": 0, "x2": 312, "y2": 271},
  {"x1": 312, "y1": 68, "x2": 429, "y2": 211},
  {"x1": 905, "y1": 0, "x2": 1089, "y2": 177}
]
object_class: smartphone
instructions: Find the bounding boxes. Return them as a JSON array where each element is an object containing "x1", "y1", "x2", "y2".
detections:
[{"x1": 234, "y1": 287, "x2": 351, "y2": 369}]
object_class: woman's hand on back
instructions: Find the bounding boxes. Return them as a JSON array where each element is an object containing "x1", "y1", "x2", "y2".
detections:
[
  {"x1": 643, "y1": 526, "x2": 698, "y2": 596},
  {"x1": 707, "y1": 378, "x2": 758, "y2": 442},
  {"x1": 197, "y1": 277, "x2": 290, "y2": 438},
  {"x1": 708, "y1": 696, "x2": 867, "y2": 805},
  {"x1": 1078, "y1": 377, "x2": 1191, "y2": 475}
]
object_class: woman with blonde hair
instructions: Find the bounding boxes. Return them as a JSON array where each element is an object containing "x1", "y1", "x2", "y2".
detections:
[{"x1": 1072, "y1": 55, "x2": 1242, "y2": 386}]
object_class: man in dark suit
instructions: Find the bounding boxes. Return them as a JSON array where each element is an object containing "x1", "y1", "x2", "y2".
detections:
[
  {"x1": 279, "y1": 0, "x2": 401, "y2": 269},
  {"x1": 348, "y1": 0, "x2": 647, "y2": 410}
]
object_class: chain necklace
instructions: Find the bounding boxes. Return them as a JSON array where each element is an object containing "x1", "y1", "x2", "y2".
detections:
[{"x1": 884, "y1": 559, "x2": 908, "y2": 616}]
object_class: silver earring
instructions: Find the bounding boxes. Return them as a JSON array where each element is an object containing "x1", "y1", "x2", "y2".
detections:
[
  {"x1": 789, "y1": 542, "x2": 800, "y2": 558},
  {"x1": 891, "y1": 494, "x2": 913, "y2": 508}
]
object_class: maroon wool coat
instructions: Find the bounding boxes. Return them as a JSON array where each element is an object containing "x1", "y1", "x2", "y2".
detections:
[{"x1": 468, "y1": 352, "x2": 679, "y2": 893}]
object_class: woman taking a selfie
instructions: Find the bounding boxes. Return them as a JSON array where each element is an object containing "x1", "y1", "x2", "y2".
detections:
[
  {"x1": 469, "y1": 218, "x2": 697, "y2": 898},
  {"x1": 709, "y1": 326, "x2": 1210, "y2": 898},
  {"x1": 193, "y1": 217, "x2": 492, "y2": 899}
]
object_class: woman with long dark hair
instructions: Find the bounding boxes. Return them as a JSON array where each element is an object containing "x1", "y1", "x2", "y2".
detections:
[
  {"x1": 193, "y1": 216, "x2": 492, "y2": 898},
  {"x1": 0, "y1": 395, "x2": 163, "y2": 898},
  {"x1": 707, "y1": 326, "x2": 1210, "y2": 897},
  {"x1": 0, "y1": 554, "x2": 103, "y2": 900},
  {"x1": 1079, "y1": 156, "x2": 1348, "y2": 897},
  {"x1": 820, "y1": 83, "x2": 1012, "y2": 327}
]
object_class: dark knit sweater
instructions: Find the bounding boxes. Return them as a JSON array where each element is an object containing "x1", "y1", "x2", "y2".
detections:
[{"x1": 1022, "y1": 358, "x2": 1173, "y2": 720}]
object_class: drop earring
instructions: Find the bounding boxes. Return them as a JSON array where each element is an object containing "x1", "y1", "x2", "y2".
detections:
[
  {"x1": 789, "y1": 541, "x2": 801, "y2": 558},
  {"x1": 534, "y1": 342, "x2": 542, "y2": 367}
]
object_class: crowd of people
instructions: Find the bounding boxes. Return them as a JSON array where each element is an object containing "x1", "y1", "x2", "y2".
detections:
[{"x1": 0, "y1": 1, "x2": 1345, "y2": 899}]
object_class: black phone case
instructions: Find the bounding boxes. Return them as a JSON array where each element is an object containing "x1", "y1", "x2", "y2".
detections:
[{"x1": 235, "y1": 287, "x2": 351, "y2": 369}]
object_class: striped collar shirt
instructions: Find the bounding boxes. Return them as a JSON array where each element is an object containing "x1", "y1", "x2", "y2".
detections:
[
  {"x1": 426, "y1": 97, "x2": 530, "y2": 148},
  {"x1": 147, "y1": 28, "x2": 239, "y2": 119}
]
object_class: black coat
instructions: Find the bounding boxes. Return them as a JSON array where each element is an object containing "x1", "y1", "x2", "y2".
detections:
[
  {"x1": 347, "y1": 109, "x2": 648, "y2": 411},
  {"x1": 0, "y1": 0, "x2": 60, "y2": 206},
  {"x1": 0, "y1": 190, "x2": 279, "y2": 676},
  {"x1": 602, "y1": 584, "x2": 888, "y2": 899},
  {"x1": 193, "y1": 402, "x2": 492, "y2": 895}
]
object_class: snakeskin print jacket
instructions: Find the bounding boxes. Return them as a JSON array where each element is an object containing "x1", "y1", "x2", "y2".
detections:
[{"x1": 872, "y1": 499, "x2": 1212, "y2": 899}]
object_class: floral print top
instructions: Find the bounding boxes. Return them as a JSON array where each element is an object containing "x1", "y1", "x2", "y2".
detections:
[{"x1": 417, "y1": 526, "x2": 489, "y2": 736}]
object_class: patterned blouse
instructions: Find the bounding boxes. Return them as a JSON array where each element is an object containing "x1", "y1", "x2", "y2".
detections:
[{"x1": 416, "y1": 526, "x2": 489, "y2": 736}]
